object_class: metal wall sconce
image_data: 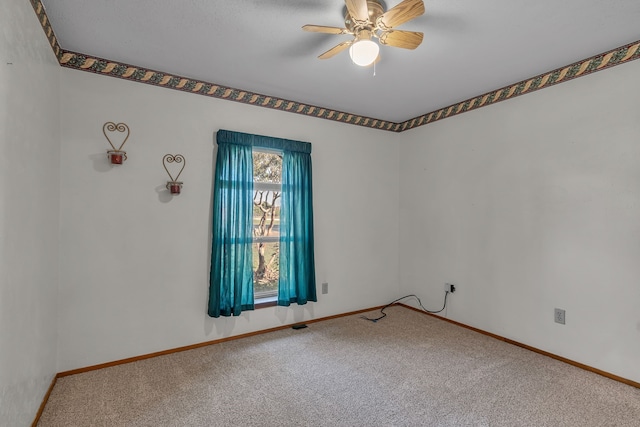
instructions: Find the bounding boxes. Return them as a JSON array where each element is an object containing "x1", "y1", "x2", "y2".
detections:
[
  {"x1": 163, "y1": 154, "x2": 185, "y2": 195},
  {"x1": 103, "y1": 122, "x2": 130, "y2": 165}
]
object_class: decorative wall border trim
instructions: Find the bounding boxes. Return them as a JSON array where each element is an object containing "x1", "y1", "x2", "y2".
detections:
[
  {"x1": 57, "y1": 50, "x2": 401, "y2": 132},
  {"x1": 29, "y1": 0, "x2": 62, "y2": 59},
  {"x1": 28, "y1": 1, "x2": 640, "y2": 133},
  {"x1": 399, "y1": 40, "x2": 640, "y2": 132}
]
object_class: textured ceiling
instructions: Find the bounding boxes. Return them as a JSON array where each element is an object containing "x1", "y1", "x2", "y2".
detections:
[{"x1": 41, "y1": 0, "x2": 640, "y2": 123}]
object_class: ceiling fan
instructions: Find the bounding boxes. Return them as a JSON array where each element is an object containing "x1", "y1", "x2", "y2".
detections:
[{"x1": 302, "y1": 0, "x2": 425, "y2": 66}]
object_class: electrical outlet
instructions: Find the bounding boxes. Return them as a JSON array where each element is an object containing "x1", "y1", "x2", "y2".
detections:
[
  {"x1": 321, "y1": 282, "x2": 328, "y2": 294},
  {"x1": 554, "y1": 308, "x2": 565, "y2": 325},
  {"x1": 445, "y1": 283, "x2": 456, "y2": 293}
]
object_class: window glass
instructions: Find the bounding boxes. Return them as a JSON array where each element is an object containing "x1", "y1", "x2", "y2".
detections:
[{"x1": 252, "y1": 150, "x2": 282, "y2": 299}]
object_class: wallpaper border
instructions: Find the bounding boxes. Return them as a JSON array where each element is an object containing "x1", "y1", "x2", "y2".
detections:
[
  {"x1": 399, "y1": 40, "x2": 640, "y2": 131},
  {"x1": 57, "y1": 51, "x2": 400, "y2": 132},
  {"x1": 29, "y1": 0, "x2": 62, "y2": 60}
]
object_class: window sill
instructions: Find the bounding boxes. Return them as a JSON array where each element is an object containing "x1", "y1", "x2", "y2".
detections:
[{"x1": 255, "y1": 296, "x2": 277, "y2": 309}]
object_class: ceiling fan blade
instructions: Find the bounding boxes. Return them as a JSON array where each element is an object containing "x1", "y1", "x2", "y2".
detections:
[
  {"x1": 378, "y1": 30, "x2": 424, "y2": 49},
  {"x1": 318, "y1": 40, "x2": 353, "y2": 59},
  {"x1": 345, "y1": 0, "x2": 369, "y2": 22},
  {"x1": 377, "y1": 0, "x2": 425, "y2": 29},
  {"x1": 302, "y1": 25, "x2": 351, "y2": 35}
]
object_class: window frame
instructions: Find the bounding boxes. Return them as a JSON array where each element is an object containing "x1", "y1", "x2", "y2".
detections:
[{"x1": 252, "y1": 148, "x2": 283, "y2": 304}]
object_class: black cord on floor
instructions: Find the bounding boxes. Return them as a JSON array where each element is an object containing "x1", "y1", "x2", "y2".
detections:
[{"x1": 361, "y1": 292, "x2": 449, "y2": 323}]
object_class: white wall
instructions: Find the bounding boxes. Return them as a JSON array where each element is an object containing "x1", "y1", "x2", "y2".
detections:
[
  {"x1": 57, "y1": 69, "x2": 400, "y2": 372},
  {"x1": 399, "y1": 59, "x2": 640, "y2": 383},
  {"x1": 0, "y1": 0, "x2": 61, "y2": 425}
]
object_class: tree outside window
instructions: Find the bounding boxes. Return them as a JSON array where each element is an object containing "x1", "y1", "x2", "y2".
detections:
[{"x1": 252, "y1": 151, "x2": 282, "y2": 299}]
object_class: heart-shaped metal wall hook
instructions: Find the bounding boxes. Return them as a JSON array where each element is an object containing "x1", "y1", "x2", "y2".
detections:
[
  {"x1": 163, "y1": 154, "x2": 186, "y2": 194},
  {"x1": 103, "y1": 122, "x2": 130, "y2": 151},
  {"x1": 163, "y1": 154, "x2": 186, "y2": 182}
]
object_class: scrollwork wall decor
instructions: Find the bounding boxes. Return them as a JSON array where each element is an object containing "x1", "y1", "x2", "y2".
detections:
[
  {"x1": 163, "y1": 154, "x2": 186, "y2": 194},
  {"x1": 103, "y1": 122, "x2": 130, "y2": 165}
]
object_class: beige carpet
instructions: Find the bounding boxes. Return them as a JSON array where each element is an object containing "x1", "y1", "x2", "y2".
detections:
[{"x1": 39, "y1": 306, "x2": 640, "y2": 426}]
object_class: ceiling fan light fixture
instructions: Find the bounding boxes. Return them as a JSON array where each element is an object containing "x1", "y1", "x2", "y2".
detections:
[
  {"x1": 304, "y1": 0, "x2": 424, "y2": 63},
  {"x1": 349, "y1": 39, "x2": 379, "y2": 66}
]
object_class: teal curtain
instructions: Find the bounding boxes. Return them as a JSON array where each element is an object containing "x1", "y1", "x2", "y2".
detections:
[
  {"x1": 208, "y1": 134, "x2": 254, "y2": 317},
  {"x1": 278, "y1": 150, "x2": 317, "y2": 306},
  {"x1": 208, "y1": 129, "x2": 316, "y2": 317}
]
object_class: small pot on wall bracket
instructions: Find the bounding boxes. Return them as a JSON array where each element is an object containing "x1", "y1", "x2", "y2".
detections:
[
  {"x1": 166, "y1": 181, "x2": 184, "y2": 195},
  {"x1": 163, "y1": 154, "x2": 186, "y2": 195},
  {"x1": 107, "y1": 150, "x2": 127, "y2": 165},
  {"x1": 103, "y1": 122, "x2": 130, "y2": 165}
]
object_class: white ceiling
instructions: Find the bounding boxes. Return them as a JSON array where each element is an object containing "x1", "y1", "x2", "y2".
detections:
[{"x1": 42, "y1": 0, "x2": 640, "y2": 123}]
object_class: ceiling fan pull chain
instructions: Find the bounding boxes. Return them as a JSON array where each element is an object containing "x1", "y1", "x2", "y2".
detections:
[{"x1": 373, "y1": 61, "x2": 376, "y2": 77}]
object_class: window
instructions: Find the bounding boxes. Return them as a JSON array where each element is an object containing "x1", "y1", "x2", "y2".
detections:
[
  {"x1": 208, "y1": 130, "x2": 316, "y2": 318},
  {"x1": 252, "y1": 150, "x2": 282, "y2": 301}
]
